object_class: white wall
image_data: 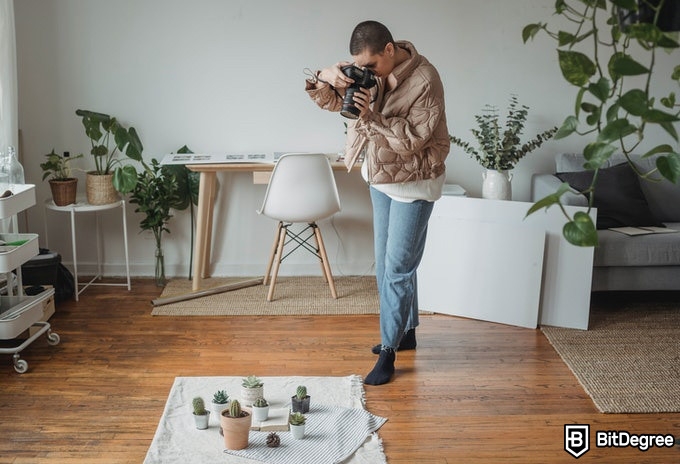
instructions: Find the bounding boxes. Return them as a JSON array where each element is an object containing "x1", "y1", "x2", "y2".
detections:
[{"x1": 12, "y1": 0, "x2": 678, "y2": 277}]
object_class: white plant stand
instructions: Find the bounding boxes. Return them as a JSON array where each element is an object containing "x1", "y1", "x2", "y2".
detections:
[{"x1": 43, "y1": 197, "x2": 131, "y2": 301}]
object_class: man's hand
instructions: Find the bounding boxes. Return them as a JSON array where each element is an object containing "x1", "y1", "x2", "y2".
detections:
[
  {"x1": 352, "y1": 87, "x2": 373, "y2": 119},
  {"x1": 317, "y1": 61, "x2": 354, "y2": 89}
]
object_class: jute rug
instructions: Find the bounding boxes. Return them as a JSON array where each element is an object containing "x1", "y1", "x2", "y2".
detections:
[
  {"x1": 541, "y1": 297, "x2": 680, "y2": 413},
  {"x1": 151, "y1": 276, "x2": 379, "y2": 316},
  {"x1": 144, "y1": 375, "x2": 387, "y2": 464}
]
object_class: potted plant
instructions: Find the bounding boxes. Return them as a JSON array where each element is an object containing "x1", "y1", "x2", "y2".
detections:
[
  {"x1": 211, "y1": 390, "x2": 229, "y2": 417},
  {"x1": 240, "y1": 375, "x2": 263, "y2": 406},
  {"x1": 40, "y1": 149, "x2": 83, "y2": 206},
  {"x1": 288, "y1": 411, "x2": 306, "y2": 439},
  {"x1": 220, "y1": 399, "x2": 251, "y2": 450},
  {"x1": 291, "y1": 385, "x2": 310, "y2": 413},
  {"x1": 191, "y1": 396, "x2": 210, "y2": 430},
  {"x1": 75, "y1": 109, "x2": 143, "y2": 205},
  {"x1": 450, "y1": 94, "x2": 557, "y2": 200},
  {"x1": 251, "y1": 396, "x2": 270, "y2": 422},
  {"x1": 523, "y1": 0, "x2": 680, "y2": 246}
]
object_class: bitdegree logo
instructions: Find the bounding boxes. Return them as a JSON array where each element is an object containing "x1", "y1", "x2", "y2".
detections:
[{"x1": 596, "y1": 430, "x2": 675, "y2": 452}]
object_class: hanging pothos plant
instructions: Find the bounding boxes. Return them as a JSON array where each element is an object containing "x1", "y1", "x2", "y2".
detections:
[{"x1": 522, "y1": 0, "x2": 680, "y2": 247}]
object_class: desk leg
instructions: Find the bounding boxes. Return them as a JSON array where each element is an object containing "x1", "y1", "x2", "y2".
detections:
[{"x1": 193, "y1": 171, "x2": 217, "y2": 291}]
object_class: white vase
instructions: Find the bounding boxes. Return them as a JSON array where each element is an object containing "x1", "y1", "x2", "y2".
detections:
[{"x1": 482, "y1": 169, "x2": 513, "y2": 200}]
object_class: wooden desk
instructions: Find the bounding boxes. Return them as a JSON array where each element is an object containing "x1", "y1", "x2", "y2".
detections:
[{"x1": 187, "y1": 160, "x2": 355, "y2": 291}]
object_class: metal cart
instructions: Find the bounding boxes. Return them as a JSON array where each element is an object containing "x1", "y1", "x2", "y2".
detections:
[{"x1": 0, "y1": 184, "x2": 60, "y2": 373}]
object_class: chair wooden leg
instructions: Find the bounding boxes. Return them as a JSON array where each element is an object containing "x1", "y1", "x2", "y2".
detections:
[
  {"x1": 314, "y1": 225, "x2": 337, "y2": 299},
  {"x1": 267, "y1": 225, "x2": 288, "y2": 302},
  {"x1": 263, "y1": 222, "x2": 282, "y2": 285}
]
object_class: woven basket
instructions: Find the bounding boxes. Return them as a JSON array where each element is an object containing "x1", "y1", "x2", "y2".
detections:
[
  {"x1": 49, "y1": 179, "x2": 78, "y2": 206},
  {"x1": 86, "y1": 172, "x2": 119, "y2": 205}
]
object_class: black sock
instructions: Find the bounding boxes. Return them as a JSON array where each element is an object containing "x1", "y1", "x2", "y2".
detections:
[
  {"x1": 364, "y1": 348, "x2": 395, "y2": 385},
  {"x1": 371, "y1": 328, "x2": 417, "y2": 354}
]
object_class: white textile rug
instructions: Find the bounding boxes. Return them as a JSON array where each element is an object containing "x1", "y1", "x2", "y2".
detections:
[{"x1": 144, "y1": 375, "x2": 388, "y2": 464}]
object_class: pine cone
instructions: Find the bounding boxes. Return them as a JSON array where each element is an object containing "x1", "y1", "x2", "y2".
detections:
[{"x1": 266, "y1": 432, "x2": 281, "y2": 448}]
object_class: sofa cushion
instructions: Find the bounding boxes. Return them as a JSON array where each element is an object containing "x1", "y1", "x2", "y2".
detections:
[
  {"x1": 556, "y1": 153, "x2": 680, "y2": 223},
  {"x1": 594, "y1": 222, "x2": 680, "y2": 266},
  {"x1": 556, "y1": 163, "x2": 663, "y2": 229}
]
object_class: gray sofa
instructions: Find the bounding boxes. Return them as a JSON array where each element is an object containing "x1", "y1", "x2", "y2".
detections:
[{"x1": 532, "y1": 153, "x2": 680, "y2": 291}]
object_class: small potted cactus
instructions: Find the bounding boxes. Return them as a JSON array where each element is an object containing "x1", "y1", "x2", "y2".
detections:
[
  {"x1": 191, "y1": 396, "x2": 210, "y2": 430},
  {"x1": 212, "y1": 390, "x2": 229, "y2": 416},
  {"x1": 240, "y1": 375, "x2": 264, "y2": 406},
  {"x1": 251, "y1": 396, "x2": 270, "y2": 422},
  {"x1": 220, "y1": 399, "x2": 251, "y2": 450},
  {"x1": 289, "y1": 411, "x2": 306, "y2": 439},
  {"x1": 291, "y1": 385, "x2": 310, "y2": 413}
]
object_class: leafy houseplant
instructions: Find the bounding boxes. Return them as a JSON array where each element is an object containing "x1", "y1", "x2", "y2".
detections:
[
  {"x1": 451, "y1": 95, "x2": 557, "y2": 200},
  {"x1": 191, "y1": 396, "x2": 210, "y2": 430},
  {"x1": 40, "y1": 149, "x2": 83, "y2": 206},
  {"x1": 523, "y1": 0, "x2": 680, "y2": 246},
  {"x1": 75, "y1": 109, "x2": 143, "y2": 204},
  {"x1": 220, "y1": 400, "x2": 251, "y2": 450},
  {"x1": 450, "y1": 95, "x2": 558, "y2": 171},
  {"x1": 129, "y1": 159, "x2": 180, "y2": 286},
  {"x1": 291, "y1": 385, "x2": 310, "y2": 413},
  {"x1": 288, "y1": 411, "x2": 306, "y2": 439}
]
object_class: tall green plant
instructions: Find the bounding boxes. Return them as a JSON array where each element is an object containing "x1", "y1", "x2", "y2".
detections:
[
  {"x1": 75, "y1": 109, "x2": 143, "y2": 193},
  {"x1": 522, "y1": 0, "x2": 680, "y2": 246}
]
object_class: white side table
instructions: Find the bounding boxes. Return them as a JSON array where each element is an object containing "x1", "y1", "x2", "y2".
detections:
[{"x1": 43, "y1": 197, "x2": 131, "y2": 301}]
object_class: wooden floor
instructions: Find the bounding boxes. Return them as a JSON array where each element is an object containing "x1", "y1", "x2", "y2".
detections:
[{"x1": 1, "y1": 279, "x2": 678, "y2": 463}]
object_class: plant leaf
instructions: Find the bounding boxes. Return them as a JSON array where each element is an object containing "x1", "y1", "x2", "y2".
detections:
[
  {"x1": 597, "y1": 119, "x2": 637, "y2": 144},
  {"x1": 618, "y1": 89, "x2": 649, "y2": 116},
  {"x1": 563, "y1": 211, "x2": 598, "y2": 247},
  {"x1": 583, "y1": 142, "x2": 616, "y2": 169},
  {"x1": 612, "y1": 55, "x2": 650, "y2": 76},
  {"x1": 610, "y1": 0, "x2": 637, "y2": 10},
  {"x1": 558, "y1": 50, "x2": 596, "y2": 87},
  {"x1": 554, "y1": 115, "x2": 579, "y2": 139},
  {"x1": 522, "y1": 23, "x2": 544, "y2": 43},
  {"x1": 588, "y1": 77, "x2": 610, "y2": 102},
  {"x1": 656, "y1": 153, "x2": 680, "y2": 183}
]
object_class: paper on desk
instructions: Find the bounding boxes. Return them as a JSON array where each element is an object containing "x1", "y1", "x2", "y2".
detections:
[{"x1": 159, "y1": 153, "x2": 275, "y2": 165}]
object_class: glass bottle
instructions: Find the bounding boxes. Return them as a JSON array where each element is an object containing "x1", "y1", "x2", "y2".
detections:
[
  {"x1": 0, "y1": 149, "x2": 8, "y2": 190},
  {"x1": 7, "y1": 146, "x2": 25, "y2": 185}
]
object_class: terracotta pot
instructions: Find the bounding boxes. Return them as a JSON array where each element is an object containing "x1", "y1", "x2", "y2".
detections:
[
  {"x1": 86, "y1": 172, "x2": 119, "y2": 205},
  {"x1": 220, "y1": 410, "x2": 251, "y2": 450},
  {"x1": 49, "y1": 178, "x2": 78, "y2": 206}
]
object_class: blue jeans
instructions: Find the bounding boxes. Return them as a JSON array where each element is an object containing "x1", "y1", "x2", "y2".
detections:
[{"x1": 370, "y1": 187, "x2": 434, "y2": 349}]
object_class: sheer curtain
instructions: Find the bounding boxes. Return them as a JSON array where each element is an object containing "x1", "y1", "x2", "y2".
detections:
[{"x1": 0, "y1": 0, "x2": 17, "y2": 155}]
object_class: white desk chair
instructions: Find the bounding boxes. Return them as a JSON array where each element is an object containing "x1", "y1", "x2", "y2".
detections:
[{"x1": 258, "y1": 153, "x2": 341, "y2": 301}]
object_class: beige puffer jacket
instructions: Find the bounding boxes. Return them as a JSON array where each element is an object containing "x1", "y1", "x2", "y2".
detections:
[{"x1": 306, "y1": 41, "x2": 449, "y2": 185}]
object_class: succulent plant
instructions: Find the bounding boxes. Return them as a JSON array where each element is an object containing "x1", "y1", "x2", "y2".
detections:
[
  {"x1": 289, "y1": 412, "x2": 306, "y2": 426},
  {"x1": 192, "y1": 397, "x2": 207, "y2": 415},
  {"x1": 241, "y1": 375, "x2": 263, "y2": 388},
  {"x1": 266, "y1": 432, "x2": 281, "y2": 448},
  {"x1": 253, "y1": 397, "x2": 268, "y2": 408},
  {"x1": 226, "y1": 399, "x2": 247, "y2": 418},
  {"x1": 212, "y1": 390, "x2": 229, "y2": 404},
  {"x1": 295, "y1": 385, "x2": 307, "y2": 400}
]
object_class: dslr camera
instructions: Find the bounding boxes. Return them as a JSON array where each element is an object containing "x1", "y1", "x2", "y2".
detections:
[{"x1": 340, "y1": 65, "x2": 377, "y2": 119}]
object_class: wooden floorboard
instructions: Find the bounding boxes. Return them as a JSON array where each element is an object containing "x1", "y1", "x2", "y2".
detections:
[{"x1": 1, "y1": 278, "x2": 678, "y2": 463}]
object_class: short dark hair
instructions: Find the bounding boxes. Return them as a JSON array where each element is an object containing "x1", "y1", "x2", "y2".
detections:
[{"x1": 349, "y1": 20, "x2": 394, "y2": 55}]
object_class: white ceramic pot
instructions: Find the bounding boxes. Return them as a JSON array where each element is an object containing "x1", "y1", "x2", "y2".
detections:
[
  {"x1": 290, "y1": 423, "x2": 305, "y2": 439},
  {"x1": 240, "y1": 386, "x2": 263, "y2": 406},
  {"x1": 482, "y1": 169, "x2": 513, "y2": 200},
  {"x1": 251, "y1": 405, "x2": 269, "y2": 422}
]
